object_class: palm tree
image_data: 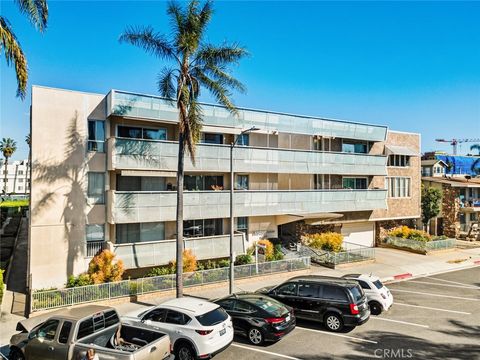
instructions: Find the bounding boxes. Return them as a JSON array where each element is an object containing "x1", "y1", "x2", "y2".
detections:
[
  {"x1": 470, "y1": 144, "x2": 480, "y2": 156},
  {"x1": 0, "y1": 0, "x2": 48, "y2": 99},
  {"x1": 120, "y1": 0, "x2": 247, "y2": 297},
  {"x1": 25, "y1": 134, "x2": 31, "y2": 193},
  {"x1": 1, "y1": 138, "x2": 17, "y2": 194}
]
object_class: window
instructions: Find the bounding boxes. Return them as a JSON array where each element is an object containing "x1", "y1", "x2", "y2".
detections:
[
  {"x1": 387, "y1": 155, "x2": 410, "y2": 167},
  {"x1": 18, "y1": 178, "x2": 23, "y2": 182},
  {"x1": 77, "y1": 319, "x2": 94, "y2": 339},
  {"x1": 276, "y1": 283, "x2": 297, "y2": 296},
  {"x1": 322, "y1": 285, "x2": 348, "y2": 302},
  {"x1": 58, "y1": 321, "x2": 72, "y2": 344},
  {"x1": 217, "y1": 299, "x2": 235, "y2": 311},
  {"x1": 143, "y1": 308, "x2": 167, "y2": 322},
  {"x1": 184, "y1": 175, "x2": 223, "y2": 191},
  {"x1": 357, "y1": 280, "x2": 371, "y2": 290},
  {"x1": 118, "y1": 125, "x2": 166, "y2": 141},
  {"x1": 117, "y1": 175, "x2": 166, "y2": 191},
  {"x1": 104, "y1": 310, "x2": 120, "y2": 328},
  {"x1": 196, "y1": 308, "x2": 228, "y2": 326},
  {"x1": 373, "y1": 280, "x2": 384, "y2": 289},
  {"x1": 183, "y1": 218, "x2": 223, "y2": 237},
  {"x1": 298, "y1": 283, "x2": 319, "y2": 297},
  {"x1": 202, "y1": 133, "x2": 224, "y2": 144},
  {"x1": 37, "y1": 320, "x2": 59, "y2": 341},
  {"x1": 165, "y1": 310, "x2": 191, "y2": 325},
  {"x1": 236, "y1": 134, "x2": 249, "y2": 146},
  {"x1": 18, "y1": 170, "x2": 24, "y2": 175},
  {"x1": 349, "y1": 286, "x2": 364, "y2": 303},
  {"x1": 236, "y1": 217, "x2": 248, "y2": 235},
  {"x1": 422, "y1": 167, "x2": 432, "y2": 177},
  {"x1": 342, "y1": 140, "x2": 368, "y2": 154},
  {"x1": 342, "y1": 177, "x2": 367, "y2": 190},
  {"x1": 386, "y1": 177, "x2": 411, "y2": 198},
  {"x1": 234, "y1": 301, "x2": 256, "y2": 313},
  {"x1": 236, "y1": 175, "x2": 249, "y2": 190},
  {"x1": 87, "y1": 172, "x2": 105, "y2": 204},
  {"x1": 86, "y1": 224, "x2": 104, "y2": 243},
  {"x1": 88, "y1": 120, "x2": 105, "y2": 152},
  {"x1": 116, "y1": 222, "x2": 165, "y2": 244}
]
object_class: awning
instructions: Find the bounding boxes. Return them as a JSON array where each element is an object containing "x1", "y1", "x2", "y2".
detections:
[
  {"x1": 202, "y1": 125, "x2": 242, "y2": 135},
  {"x1": 276, "y1": 212, "x2": 344, "y2": 225},
  {"x1": 385, "y1": 145, "x2": 419, "y2": 156}
]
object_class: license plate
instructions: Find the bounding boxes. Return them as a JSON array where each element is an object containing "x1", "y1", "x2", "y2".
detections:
[
  {"x1": 285, "y1": 315, "x2": 290, "y2": 323},
  {"x1": 219, "y1": 328, "x2": 226, "y2": 336}
]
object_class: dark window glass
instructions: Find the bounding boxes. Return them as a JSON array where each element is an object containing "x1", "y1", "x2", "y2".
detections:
[
  {"x1": 217, "y1": 299, "x2": 235, "y2": 311},
  {"x1": 244, "y1": 297, "x2": 287, "y2": 317},
  {"x1": 77, "y1": 319, "x2": 94, "y2": 339},
  {"x1": 165, "y1": 310, "x2": 190, "y2": 325},
  {"x1": 144, "y1": 308, "x2": 167, "y2": 322},
  {"x1": 276, "y1": 283, "x2": 297, "y2": 296},
  {"x1": 322, "y1": 285, "x2": 348, "y2": 302},
  {"x1": 38, "y1": 320, "x2": 59, "y2": 341},
  {"x1": 373, "y1": 280, "x2": 384, "y2": 289},
  {"x1": 234, "y1": 301, "x2": 256, "y2": 313},
  {"x1": 357, "y1": 281, "x2": 371, "y2": 290},
  {"x1": 87, "y1": 172, "x2": 105, "y2": 204},
  {"x1": 298, "y1": 283, "x2": 319, "y2": 298},
  {"x1": 58, "y1": 321, "x2": 72, "y2": 344},
  {"x1": 349, "y1": 286, "x2": 364, "y2": 303},
  {"x1": 196, "y1": 308, "x2": 228, "y2": 326},
  {"x1": 118, "y1": 126, "x2": 142, "y2": 139},
  {"x1": 183, "y1": 218, "x2": 222, "y2": 237},
  {"x1": 203, "y1": 133, "x2": 224, "y2": 144},
  {"x1": 236, "y1": 175, "x2": 249, "y2": 190},
  {"x1": 143, "y1": 128, "x2": 166, "y2": 140},
  {"x1": 88, "y1": 120, "x2": 105, "y2": 152},
  {"x1": 355, "y1": 178, "x2": 367, "y2": 189},
  {"x1": 104, "y1": 310, "x2": 120, "y2": 328},
  {"x1": 237, "y1": 134, "x2": 249, "y2": 146}
]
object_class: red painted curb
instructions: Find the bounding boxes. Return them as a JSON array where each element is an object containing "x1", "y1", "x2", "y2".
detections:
[
  {"x1": 474, "y1": 260, "x2": 480, "y2": 265},
  {"x1": 393, "y1": 273, "x2": 413, "y2": 280}
]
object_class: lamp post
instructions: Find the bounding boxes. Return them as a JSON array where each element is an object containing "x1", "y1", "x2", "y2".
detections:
[{"x1": 229, "y1": 126, "x2": 260, "y2": 294}]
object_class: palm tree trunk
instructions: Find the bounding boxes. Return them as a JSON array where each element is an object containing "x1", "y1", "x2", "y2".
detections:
[
  {"x1": 13, "y1": 163, "x2": 18, "y2": 194},
  {"x1": 176, "y1": 132, "x2": 185, "y2": 298},
  {"x1": 3, "y1": 158, "x2": 8, "y2": 194}
]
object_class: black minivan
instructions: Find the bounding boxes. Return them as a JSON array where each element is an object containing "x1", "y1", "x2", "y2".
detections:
[{"x1": 257, "y1": 275, "x2": 370, "y2": 332}]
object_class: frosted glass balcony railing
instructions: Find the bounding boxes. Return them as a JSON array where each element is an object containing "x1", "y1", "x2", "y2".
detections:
[
  {"x1": 109, "y1": 138, "x2": 387, "y2": 176},
  {"x1": 107, "y1": 90, "x2": 387, "y2": 142},
  {"x1": 113, "y1": 233, "x2": 245, "y2": 269},
  {"x1": 109, "y1": 189, "x2": 388, "y2": 224}
]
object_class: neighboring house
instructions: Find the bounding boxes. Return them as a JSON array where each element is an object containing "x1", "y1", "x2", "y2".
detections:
[
  {"x1": 421, "y1": 159, "x2": 447, "y2": 177},
  {"x1": 422, "y1": 176, "x2": 480, "y2": 237},
  {"x1": 423, "y1": 152, "x2": 480, "y2": 177},
  {"x1": 29, "y1": 86, "x2": 421, "y2": 289},
  {"x1": 0, "y1": 159, "x2": 30, "y2": 194}
]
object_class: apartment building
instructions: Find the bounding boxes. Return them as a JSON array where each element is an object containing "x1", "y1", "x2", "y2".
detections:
[
  {"x1": 30, "y1": 86, "x2": 421, "y2": 289},
  {"x1": 1, "y1": 159, "x2": 30, "y2": 194}
]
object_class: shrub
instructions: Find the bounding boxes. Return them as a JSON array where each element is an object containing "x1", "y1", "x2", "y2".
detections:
[
  {"x1": 146, "y1": 265, "x2": 175, "y2": 277},
  {"x1": 167, "y1": 249, "x2": 198, "y2": 273},
  {"x1": 235, "y1": 254, "x2": 252, "y2": 265},
  {"x1": 217, "y1": 259, "x2": 230, "y2": 268},
  {"x1": 388, "y1": 226, "x2": 432, "y2": 242},
  {"x1": 0, "y1": 269, "x2": 4, "y2": 304},
  {"x1": 88, "y1": 250, "x2": 125, "y2": 284},
  {"x1": 257, "y1": 239, "x2": 274, "y2": 261},
  {"x1": 66, "y1": 273, "x2": 93, "y2": 288},
  {"x1": 273, "y1": 244, "x2": 284, "y2": 261},
  {"x1": 302, "y1": 232, "x2": 344, "y2": 253}
]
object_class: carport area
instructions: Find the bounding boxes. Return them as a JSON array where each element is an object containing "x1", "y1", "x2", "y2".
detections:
[{"x1": 215, "y1": 267, "x2": 480, "y2": 360}]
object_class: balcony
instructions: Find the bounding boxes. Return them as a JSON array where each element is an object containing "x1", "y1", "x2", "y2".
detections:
[
  {"x1": 108, "y1": 189, "x2": 388, "y2": 224},
  {"x1": 107, "y1": 90, "x2": 387, "y2": 142},
  {"x1": 113, "y1": 233, "x2": 245, "y2": 269},
  {"x1": 108, "y1": 138, "x2": 387, "y2": 176}
]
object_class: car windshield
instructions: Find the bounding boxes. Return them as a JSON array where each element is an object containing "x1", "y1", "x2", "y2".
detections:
[
  {"x1": 373, "y1": 280, "x2": 384, "y2": 289},
  {"x1": 349, "y1": 285, "x2": 364, "y2": 303},
  {"x1": 246, "y1": 297, "x2": 288, "y2": 317},
  {"x1": 196, "y1": 307, "x2": 228, "y2": 326}
]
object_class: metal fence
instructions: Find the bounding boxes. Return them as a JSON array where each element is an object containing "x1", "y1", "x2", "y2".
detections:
[
  {"x1": 86, "y1": 241, "x2": 107, "y2": 257},
  {"x1": 299, "y1": 243, "x2": 375, "y2": 267},
  {"x1": 384, "y1": 237, "x2": 456, "y2": 252},
  {"x1": 31, "y1": 257, "x2": 311, "y2": 312}
]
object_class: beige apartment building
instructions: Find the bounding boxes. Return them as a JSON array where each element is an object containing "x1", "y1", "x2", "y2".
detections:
[{"x1": 30, "y1": 86, "x2": 421, "y2": 289}]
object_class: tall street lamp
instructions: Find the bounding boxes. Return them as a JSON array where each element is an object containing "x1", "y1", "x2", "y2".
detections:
[{"x1": 230, "y1": 126, "x2": 260, "y2": 294}]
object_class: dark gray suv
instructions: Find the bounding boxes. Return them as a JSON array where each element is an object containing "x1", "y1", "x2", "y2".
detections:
[{"x1": 257, "y1": 275, "x2": 370, "y2": 332}]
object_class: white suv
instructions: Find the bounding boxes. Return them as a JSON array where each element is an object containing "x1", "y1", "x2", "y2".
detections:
[
  {"x1": 123, "y1": 297, "x2": 234, "y2": 360},
  {"x1": 342, "y1": 274, "x2": 393, "y2": 315}
]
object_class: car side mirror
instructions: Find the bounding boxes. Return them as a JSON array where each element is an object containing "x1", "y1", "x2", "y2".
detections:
[
  {"x1": 143, "y1": 319, "x2": 152, "y2": 325},
  {"x1": 28, "y1": 331, "x2": 37, "y2": 340}
]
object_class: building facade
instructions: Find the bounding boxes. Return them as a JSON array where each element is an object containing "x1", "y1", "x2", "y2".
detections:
[
  {"x1": 30, "y1": 86, "x2": 421, "y2": 289},
  {"x1": 1, "y1": 159, "x2": 30, "y2": 194}
]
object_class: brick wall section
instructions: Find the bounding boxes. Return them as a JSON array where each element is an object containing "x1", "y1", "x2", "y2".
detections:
[
  {"x1": 375, "y1": 219, "x2": 417, "y2": 245},
  {"x1": 442, "y1": 184, "x2": 460, "y2": 238}
]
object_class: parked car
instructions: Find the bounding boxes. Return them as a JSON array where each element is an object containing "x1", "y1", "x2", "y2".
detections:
[
  {"x1": 9, "y1": 305, "x2": 172, "y2": 360},
  {"x1": 123, "y1": 297, "x2": 233, "y2": 360},
  {"x1": 341, "y1": 273, "x2": 394, "y2": 315},
  {"x1": 213, "y1": 293, "x2": 296, "y2": 345},
  {"x1": 257, "y1": 275, "x2": 370, "y2": 332}
]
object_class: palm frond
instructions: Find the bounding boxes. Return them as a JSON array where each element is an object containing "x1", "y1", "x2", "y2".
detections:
[
  {"x1": 0, "y1": 17, "x2": 28, "y2": 99},
  {"x1": 184, "y1": 98, "x2": 203, "y2": 161},
  {"x1": 199, "y1": 63, "x2": 246, "y2": 94},
  {"x1": 194, "y1": 71, "x2": 237, "y2": 114},
  {"x1": 157, "y1": 67, "x2": 177, "y2": 101},
  {"x1": 120, "y1": 26, "x2": 177, "y2": 62},
  {"x1": 194, "y1": 43, "x2": 248, "y2": 67},
  {"x1": 15, "y1": 0, "x2": 48, "y2": 32}
]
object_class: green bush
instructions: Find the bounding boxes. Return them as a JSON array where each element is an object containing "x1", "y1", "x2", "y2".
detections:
[
  {"x1": 273, "y1": 244, "x2": 284, "y2": 261},
  {"x1": 388, "y1": 226, "x2": 432, "y2": 242},
  {"x1": 218, "y1": 259, "x2": 230, "y2": 268},
  {"x1": 303, "y1": 232, "x2": 344, "y2": 252},
  {"x1": 66, "y1": 273, "x2": 93, "y2": 288},
  {"x1": 146, "y1": 264, "x2": 175, "y2": 277},
  {"x1": 235, "y1": 254, "x2": 252, "y2": 265},
  {"x1": 0, "y1": 269, "x2": 4, "y2": 304}
]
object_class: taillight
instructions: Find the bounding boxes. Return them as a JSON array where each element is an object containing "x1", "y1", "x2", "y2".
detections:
[
  {"x1": 265, "y1": 317, "x2": 284, "y2": 324},
  {"x1": 350, "y1": 304, "x2": 359, "y2": 315},
  {"x1": 170, "y1": 342, "x2": 173, "y2": 353},
  {"x1": 195, "y1": 329, "x2": 213, "y2": 336}
]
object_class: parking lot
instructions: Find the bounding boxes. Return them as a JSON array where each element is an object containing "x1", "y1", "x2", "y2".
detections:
[{"x1": 215, "y1": 267, "x2": 480, "y2": 360}]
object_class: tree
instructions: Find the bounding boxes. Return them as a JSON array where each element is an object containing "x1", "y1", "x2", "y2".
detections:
[
  {"x1": 120, "y1": 0, "x2": 247, "y2": 297},
  {"x1": 421, "y1": 185, "x2": 442, "y2": 233},
  {"x1": 0, "y1": 0, "x2": 49, "y2": 99},
  {"x1": 0, "y1": 138, "x2": 17, "y2": 194},
  {"x1": 470, "y1": 144, "x2": 480, "y2": 155}
]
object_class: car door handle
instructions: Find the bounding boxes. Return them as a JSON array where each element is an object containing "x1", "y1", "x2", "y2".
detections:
[
  {"x1": 150, "y1": 346, "x2": 157, "y2": 353},
  {"x1": 48, "y1": 346, "x2": 55, "y2": 351},
  {"x1": 175, "y1": 330, "x2": 182, "y2": 334}
]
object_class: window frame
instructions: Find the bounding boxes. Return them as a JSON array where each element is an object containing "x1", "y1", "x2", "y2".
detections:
[
  {"x1": 235, "y1": 174, "x2": 249, "y2": 190},
  {"x1": 116, "y1": 124, "x2": 167, "y2": 141},
  {"x1": 385, "y1": 176, "x2": 411, "y2": 198},
  {"x1": 387, "y1": 154, "x2": 410, "y2": 167},
  {"x1": 87, "y1": 172, "x2": 105, "y2": 204},
  {"x1": 86, "y1": 224, "x2": 105, "y2": 243},
  {"x1": 88, "y1": 120, "x2": 105, "y2": 152},
  {"x1": 342, "y1": 177, "x2": 368, "y2": 190}
]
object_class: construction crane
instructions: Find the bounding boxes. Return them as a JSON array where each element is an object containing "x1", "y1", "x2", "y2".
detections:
[{"x1": 435, "y1": 138, "x2": 480, "y2": 155}]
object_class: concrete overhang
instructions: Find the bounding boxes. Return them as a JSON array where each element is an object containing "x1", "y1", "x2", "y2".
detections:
[{"x1": 276, "y1": 212, "x2": 344, "y2": 226}]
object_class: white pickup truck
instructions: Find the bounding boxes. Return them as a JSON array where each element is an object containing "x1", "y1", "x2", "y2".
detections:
[{"x1": 9, "y1": 305, "x2": 173, "y2": 360}]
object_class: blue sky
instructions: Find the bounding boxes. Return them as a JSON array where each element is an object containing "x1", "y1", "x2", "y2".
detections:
[{"x1": 1, "y1": 0, "x2": 479, "y2": 160}]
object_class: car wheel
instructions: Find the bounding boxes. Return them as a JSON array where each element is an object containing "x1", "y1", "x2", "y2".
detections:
[
  {"x1": 9, "y1": 349, "x2": 25, "y2": 360},
  {"x1": 369, "y1": 301, "x2": 383, "y2": 316},
  {"x1": 175, "y1": 342, "x2": 196, "y2": 360},
  {"x1": 248, "y1": 327, "x2": 264, "y2": 345},
  {"x1": 324, "y1": 312, "x2": 343, "y2": 332}
]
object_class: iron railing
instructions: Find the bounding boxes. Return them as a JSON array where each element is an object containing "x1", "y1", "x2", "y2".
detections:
[
  {"x1": 31, "y1": 257, "x2": 311, "y2": 312},
  {"x1": 300, "y1": 242, "x2": 375, "y2": 267},
  {"x1": 384, "y1": 237, "x2": 456, "y2": 252},
  {"x1": 86, "y1": 241, "x2": 107, "y2": 257}
]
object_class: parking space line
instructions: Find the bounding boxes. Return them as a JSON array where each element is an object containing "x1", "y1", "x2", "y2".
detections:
[
  {"x1": 390, "y1": 289, "x2": 480, "y2": 301},
  {"x1": 371, "y1": 317, "x2": 429, "y2": 328},
  {"x1": 408, "y1": 280, "x2": 480, "y2": 290},
  {"x1": 231, "y1": 343, "x2": 303, "y2": 360},
  {"x1": 395, "y1": 302, "x2": 471, "y2": 315},
  {"x1": 425, "y1": 277, "x2": 480, "y2": 288},
  {"x1": 296, "y1": 326, "x2": 378, "y2": 344}
]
